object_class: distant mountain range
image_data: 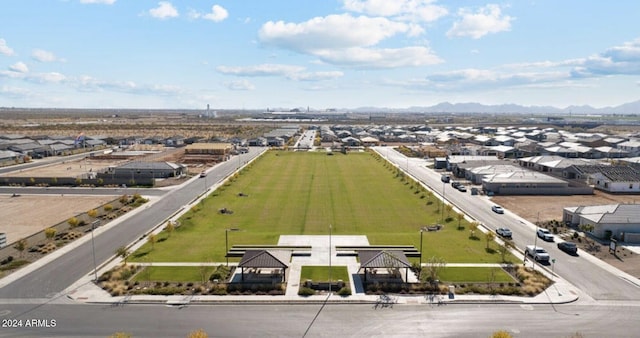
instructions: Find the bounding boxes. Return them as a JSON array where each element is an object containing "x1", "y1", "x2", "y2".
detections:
[{"x1": 349, "y1": 100, "x2": 640, "y2": 115}]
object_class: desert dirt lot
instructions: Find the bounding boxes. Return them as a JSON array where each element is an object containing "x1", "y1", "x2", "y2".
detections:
[
  {"x1": 492, "y1": 191, "x2": 640, "y2": 278},
  {"x1": 3, "y1": 158, "x2": 126, "y2": 178},
  {"x1": 491, "y1": 190, "x2": 640, "y2": 224},
  {"x1": 0, "y1": 194, "x2": 117, "y2": 244}
]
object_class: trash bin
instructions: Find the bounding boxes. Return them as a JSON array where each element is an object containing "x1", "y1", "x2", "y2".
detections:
[{"x1": 448, "y1": 285, "x2": 455, "y2": 299}]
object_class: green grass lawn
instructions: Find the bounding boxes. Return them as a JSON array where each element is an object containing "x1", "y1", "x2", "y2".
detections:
[
  {"x1": 131, "y1": 150, "x2": 515, "y2": 264},
  {"x1": 132, "y1": 266, "x2": 215, "y2": 283},
  {"x1": 438, "y1": 267, "x2": 515, "y2": 283},
  {"x1": 300, "y1": 266, "x2": 350, "y2": 283}
]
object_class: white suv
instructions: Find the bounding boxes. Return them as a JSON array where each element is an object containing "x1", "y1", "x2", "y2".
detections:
[
  {"x1": 526, "y1": 245, "x2": 550, "y2": 262},
  {"x1": 537, "y1": 228, "x2": 554, "y2": 241}
]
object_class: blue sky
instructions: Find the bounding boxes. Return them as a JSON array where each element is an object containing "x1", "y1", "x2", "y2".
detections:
[{"x1": 1, "y1": 0, "x2": 639, "y2": 110}]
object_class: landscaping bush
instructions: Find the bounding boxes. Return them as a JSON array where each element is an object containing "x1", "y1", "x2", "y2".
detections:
[
  {"x1": 337, "y1": 287, "x2": 351, "y2": 296},
  {"x1": 298, "y1": 287, "x2": 315, "y2": 296}
]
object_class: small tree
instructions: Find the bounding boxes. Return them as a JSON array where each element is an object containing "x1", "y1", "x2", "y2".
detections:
[
  {"x1": 14, "y1": 239, "x2": 27, "y2": 258},
  {"x1": 579, "y1": 223, "x2": 595, "y2": 234},
  {"x1": 165, "y1": 221, "x2": 175, "y2": 238},
  {"x1": 68, "y1": 217, "x2": 80, "y2": 228},
  {"x1": 491, "y1": 330, "x2": 513, "y2": 338},
  {"x1": 147, "y1": 233, "x2": 157, "y2": 251},
  {"x1": 469, "y1": 221, "x2": 479, "y2": 239},
  {"x1": 45, "y1": 228, "x2": 57, "y2": 242},
  {"x1": 423, "y1": 256, "x2": 447, "y2": 286},
  {"x1": 498, "y1": 243, "x2": 509, "y2": 262},
  {"x1": 109, "y1": 333, "x2": 132, "y2": 338},
  {"x1": 456, "y1": 212, "x2": 465, "y2": 230},
  {"x1": 115, "y1": 246, "x2": 130, "y2": 266},
  {"x1": 87, "y1": 209, "x2": 98, "y2": 218},
  {"x1": 445, "y1": 204, "x2": 453, "y2": 219},
  {"x1": 187, "y1": 329, "x2": 209, "y2": 338},
  {"x1": 486, "y1": 231, "x2": 496, "y2": 250},
  {"x1": 199, "y1": 263, "x2": 209, "y2": 284},
  {"x1": 104, "y1": 204, "x2": 113, "y2": 212}
]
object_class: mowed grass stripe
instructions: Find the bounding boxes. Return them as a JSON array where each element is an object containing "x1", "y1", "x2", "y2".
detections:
[{"x1": 131, "y1": 151, "x2": 513, "y2": 264}]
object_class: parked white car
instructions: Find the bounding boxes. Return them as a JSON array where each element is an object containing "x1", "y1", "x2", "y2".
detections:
[
  {"x1": 537, "y1": 228, "x2": 554, "y2": 241},
  {"x1": 526, "y1": 245, "x2": 550, "y2": 262}
]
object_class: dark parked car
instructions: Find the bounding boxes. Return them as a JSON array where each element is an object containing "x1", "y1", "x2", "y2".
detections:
[{"x1": 557, "y1": 241, "x2": 578, "y2": 255}]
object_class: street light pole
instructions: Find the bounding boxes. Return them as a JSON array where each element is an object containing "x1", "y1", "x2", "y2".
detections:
[
  {"x1": 329, "y1": 224, "x2": 332, "y2": 294},
  {"x1": 441, "y1": 181, "x2": 446, "y2": 222},
  {"x1": 90, "y1": 220, "x2": 100, "y2": 281},
  {"x1": 419, "y1": 228, "x2": 425, "y2": 267},
  {"x1": 225, "y1": 228, "x2": 240, "y2": 267}
]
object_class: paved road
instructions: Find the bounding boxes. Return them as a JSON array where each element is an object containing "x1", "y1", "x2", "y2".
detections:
[
  {"x1": 375, "y1": 147, "x2": 640, "y2": 301},
  {"x1": 0, "y1": 148, "x2": 265, "y2": 299},
  {"x1": 0, "y1": 302, "x2": 637, "y2": 337},
  {"x1": 293, "y1": 129, "x2": 316, "y2": 149}
]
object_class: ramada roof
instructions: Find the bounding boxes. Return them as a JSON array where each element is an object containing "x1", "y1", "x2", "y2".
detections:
[
  {"x1": 238, "y1": 250, "x2": 290, "y2": 269},
  {"x1": 358, "y1": 250, "x2": 410, "y2": 268}
]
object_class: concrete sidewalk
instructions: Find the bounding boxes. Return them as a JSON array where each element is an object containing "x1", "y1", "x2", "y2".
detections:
[{"x1": 61, "y1": 235, "x2": 582, "y2": 306}]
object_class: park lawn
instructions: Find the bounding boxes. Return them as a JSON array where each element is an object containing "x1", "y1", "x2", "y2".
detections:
[
  {"x1": 300, "y1": 266, "x2": 350, "y2": 283},
  {"x1": 131, "y1": 150, "x2": 516, "y2": 264},
  {"x1": 132, "y1": 266, "x2": 215, "y2": 283},
  {"x1": 438, "y1": 267, "x2": 515, "y2": 283}
]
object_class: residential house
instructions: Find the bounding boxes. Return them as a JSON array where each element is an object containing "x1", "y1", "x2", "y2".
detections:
[
  {"x1": 566, "y1": 165, "x2": 640, "y2": 193},
  {"x1": 563, "y1": 204, "x2": 640, "y2": 241}
]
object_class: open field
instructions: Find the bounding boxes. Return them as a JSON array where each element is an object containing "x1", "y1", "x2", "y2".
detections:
[
  {"x1": 131, "y1": 151, "x2": 515, "y2": 264},
  {"x1": 491, "y1": 190, "x2": 640, "y2": 224},
  {"x1": 0, "y1": 194, "x2": 117, "y2": 244}
]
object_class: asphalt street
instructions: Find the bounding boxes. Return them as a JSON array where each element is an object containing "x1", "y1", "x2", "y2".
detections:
[
  {"x1": 376, "y1": 147, "x2": 640, "y2": 301},
  {"x1": 0, "y1": 148, "x2": 265, "y2": 299},
  {"x1": 0, "y1": 302, "x2": 638, "y2": 337}
]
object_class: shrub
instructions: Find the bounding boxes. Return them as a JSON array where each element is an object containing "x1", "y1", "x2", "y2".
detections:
[
  {"x1": 298, "y1": 287, "x2": 315, "y2": 296},
  {"x1": 337, "y1": 287, "x2": 352, "y2": 296}
]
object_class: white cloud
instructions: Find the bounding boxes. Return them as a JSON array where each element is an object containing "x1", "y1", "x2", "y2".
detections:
[
  {"x1": 189, "y1": 5, "x2": 228, "y2": 22},
  {"x1": 204, "y1": 5, "x2": 228, "y2": 22},
  {"x1": 149, "y1": 1, "x2": 179, "y2": 19},
  {"x1": 25, "y1": 72, "x2": 67, "y2": 84},
  {"x1": 217, "y1": 64, "x2": 344, "y2": 81},
  {"x1": 0, "y1": 39, "x2": 15, "y2": 56},
  {"x1": 343, "y1": 0, "x2": 448, "y2": 22},
  {"x1": 570, "y1": 39, "x2": 640, "y2": 77},
  {"x1": 217, "y1": 64, "x2": 305, "y2": 77},
  {"x1": 80, "y1": 0, "x2": 116, "y2": 4},
  {"x1": 288, "y1": 71, "x2": 344, "y2": 81},
  {"x1": 224, "y1": 80, "x2": 255, "y2": 91},
  {"x1": 1, "y1": 85, "x2": 30, "y2": 98},
  {"x1": 447, "y1": 4, "x2": 513, "y2": 39},
  {"x1": 32, "y1": 49, "x2": 64, "y2": 62},
  {"x1": 315, "y1": 46, "x2": 441, "y2": 68},
  {"x1": 258, "y1": 14, "x2": 437, "y2": 68},
  {"x1": 9, "y1": 62, "x2": 29, "y2": 73},
  {"x1": 259, "y1": 14, "x2": 412, "y2": 52}
]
